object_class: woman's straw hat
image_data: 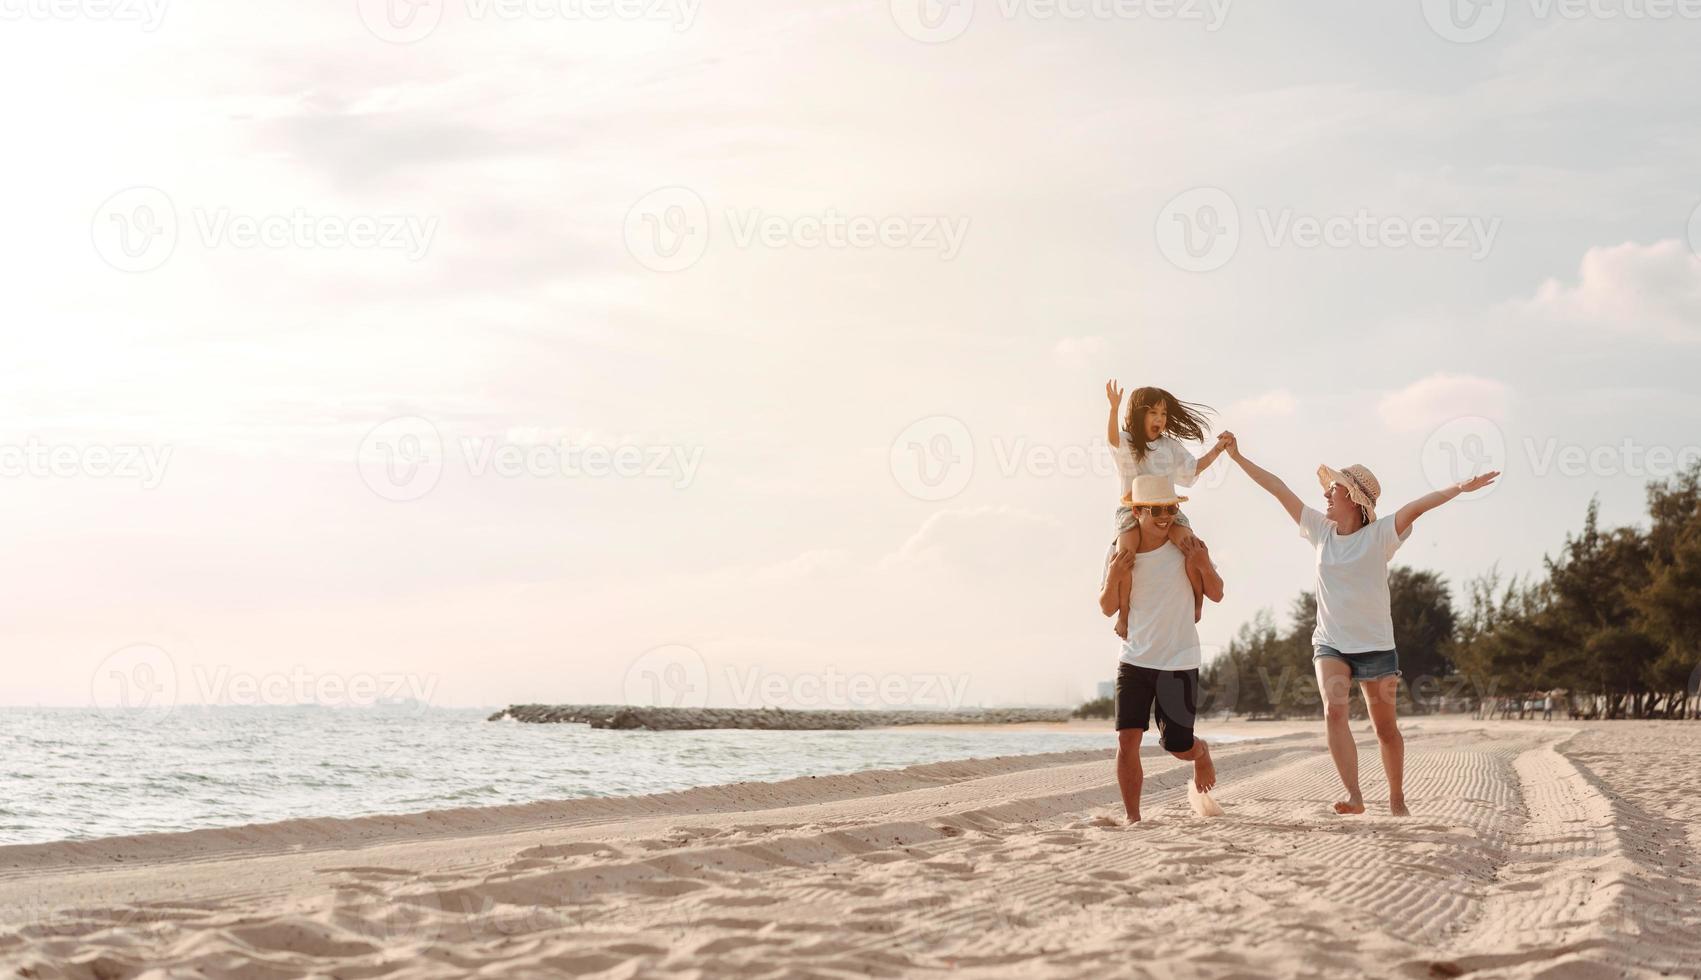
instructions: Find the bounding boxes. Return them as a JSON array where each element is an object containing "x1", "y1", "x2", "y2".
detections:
[
  {"x1": 1316, "y1": 463, "x2": 1381, "y2": 521},
  {"x1": 1122, "y1": 474, "x2": 1189, "y2": 509}
]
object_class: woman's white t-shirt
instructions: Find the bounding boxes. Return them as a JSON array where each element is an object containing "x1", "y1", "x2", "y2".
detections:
[
  {"x1": 1299, "y1": 507, "x2": 1412, "y2": 653},
  {"x1": 1113, "y1": 432, "x2": 1200, "y2": 496}
]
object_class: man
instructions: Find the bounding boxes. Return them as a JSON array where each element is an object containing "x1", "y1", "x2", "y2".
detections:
[{"x1": 1097, "y1": 474, "x2": 1226, "y2": 824}]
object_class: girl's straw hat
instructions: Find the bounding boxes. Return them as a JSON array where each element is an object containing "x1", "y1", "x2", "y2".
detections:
[
  {"x1": 1122, "y1": 474, "x2": 1189, "y2": 508},
  {"x1": 1316, "y1": 463, "x2": 1381, "y2": 521}
]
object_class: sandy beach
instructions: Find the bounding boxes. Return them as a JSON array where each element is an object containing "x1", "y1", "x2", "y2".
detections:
[{"x1": 3, "y1": 718, "x2": 1698, "y2": 979}]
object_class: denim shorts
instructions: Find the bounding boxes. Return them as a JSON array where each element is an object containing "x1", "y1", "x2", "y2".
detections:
[{"x1": 1313, "y1": 645, "x2": 1400, "y2": 681}]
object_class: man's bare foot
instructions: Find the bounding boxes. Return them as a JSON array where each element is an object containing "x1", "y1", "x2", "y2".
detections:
[
  {"x1": 1389, "y1": 798, "x2": 1410, "y2": 817},
  {"x1": 1192, "y1": 741, "x2": 1215, "y2": 793},
  {"x1": 1333, "y1": 798, "x2": 1366, "y2": 815},
  {"x1": 1125, "y1": 813, "x2": 1142, "y2": 825},
  {"x1": 1114, "y1": 613, "x2": 1129, "y2": 639}
]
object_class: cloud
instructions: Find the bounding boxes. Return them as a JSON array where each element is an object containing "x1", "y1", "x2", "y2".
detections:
[
  {"x1": 1511, "y1": 240, "x2": 1701, "y2": 344},
  {"x1": 1378, "y1": 374, "x2": 1511, "y2": 433},
  {"x1": 1225, "y1": 389, "x2": 1297, "y2": 420}
]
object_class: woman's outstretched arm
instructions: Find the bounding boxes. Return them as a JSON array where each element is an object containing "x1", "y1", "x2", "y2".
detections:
[
  {"x1": 1394, "y1": 471, "x2": 1499, "y2": 536},
  {"x1": 1222, "y1": 434, "x2": 1303, "y2": 524}
]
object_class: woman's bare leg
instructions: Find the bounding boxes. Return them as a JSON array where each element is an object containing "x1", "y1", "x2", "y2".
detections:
[
  {"x1": 1315, "y1": 658, "x2": 1364, "y2": 814},
  {"x1": 1361, "y1": 676, "x2": 1407, "y2": 816}
]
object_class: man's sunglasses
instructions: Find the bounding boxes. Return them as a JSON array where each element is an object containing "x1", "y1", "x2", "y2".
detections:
[{"x1": 1141, "y1": 504, "x2": 1181, "y2": 517}]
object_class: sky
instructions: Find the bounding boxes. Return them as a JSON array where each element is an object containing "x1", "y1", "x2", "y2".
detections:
[{"x1": 2, "y1": 0, "x2": 1699, "y2": 712}]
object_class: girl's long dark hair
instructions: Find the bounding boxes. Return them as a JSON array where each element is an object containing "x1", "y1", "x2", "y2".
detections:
[{"x1": 1123, "y1": 386, "x2": 1214, "y2": 461}]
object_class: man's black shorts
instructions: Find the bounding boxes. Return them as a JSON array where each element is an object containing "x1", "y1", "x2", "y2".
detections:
[{"x1": 1114, "y1": 662, "x2": 1198, "y2": 753}]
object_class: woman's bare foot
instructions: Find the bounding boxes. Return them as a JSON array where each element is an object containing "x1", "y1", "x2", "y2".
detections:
[
  {"x1": 1389, "y1": 798, "x2": 1410, "y2": 817},
  {"x1": 1333, "y1": 797, "x2": 1366, "y2": 815},
  {"x1": 1125, "y1": 813, "x2": 1142, "y2": 826},
  {"x1": 1192, "y1": 741, "x2": 1215, "y2": 793}
]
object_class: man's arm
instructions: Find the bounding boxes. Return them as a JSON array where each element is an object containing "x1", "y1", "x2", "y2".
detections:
[
  {"x1": 1223, "y1": 434, "x2": 1303, "y2": 524},
  {"x1": 1189, "y1": 539, "x2": 1224, "y2": 603},
  {"x1": 1394, "y1": 471, "x2": 1499, "y2": 536},
  {"x1": 1105, "y1": 380, "x2": 1124, "y2": 448}
]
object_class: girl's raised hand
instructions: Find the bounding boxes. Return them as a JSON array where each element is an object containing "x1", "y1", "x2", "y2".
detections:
[
  {"x1": 1106, "y1": 380, "x2": 1123, "y2": 408},
  {"x1": 1216, "y1": 431, "x2": 1238, "y2": 458}
]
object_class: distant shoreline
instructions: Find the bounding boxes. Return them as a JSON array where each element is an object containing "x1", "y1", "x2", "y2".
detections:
[{"x1": 488, "y1": 704, "x2": 1075, "y2": 730}]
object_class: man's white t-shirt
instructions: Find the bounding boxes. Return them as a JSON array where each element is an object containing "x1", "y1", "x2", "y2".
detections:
[
  {"x1": 1299, "y1": 507, "x2": 1412, "y2": 653},
  {"x1": 1113, "y1": 432, "x2": 1200, "y2": 496},
  {"x1": 1118, "y1": 542, "x2": 1202, "y2": 671}
]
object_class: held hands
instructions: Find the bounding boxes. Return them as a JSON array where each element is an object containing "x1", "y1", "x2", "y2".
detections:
[
  {"x1": 1216, "y1": 430, "x2": 1240, "y2": 460},
  {"x1": 1457, "y1": 471, "x2": 1501, "y2": 494}
]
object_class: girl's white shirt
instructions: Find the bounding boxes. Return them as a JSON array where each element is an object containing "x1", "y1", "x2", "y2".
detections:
[{"x1": 1112, "y1": 431, "x2": 1200, "y2": 496}]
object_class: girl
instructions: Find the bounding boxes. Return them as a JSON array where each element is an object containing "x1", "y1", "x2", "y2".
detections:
[{"x1": 1102, "y1": 382, "x2": 1230, "y2": 636}]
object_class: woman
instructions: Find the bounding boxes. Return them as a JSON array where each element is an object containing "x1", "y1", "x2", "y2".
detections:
[{"x1": 1222, "y1": 433, "x2": 1497, "y2": 816}]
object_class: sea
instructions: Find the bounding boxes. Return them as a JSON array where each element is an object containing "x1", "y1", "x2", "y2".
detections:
[{"x1": 0, "y1": 706, "x2": 1131, "y2": 846}]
